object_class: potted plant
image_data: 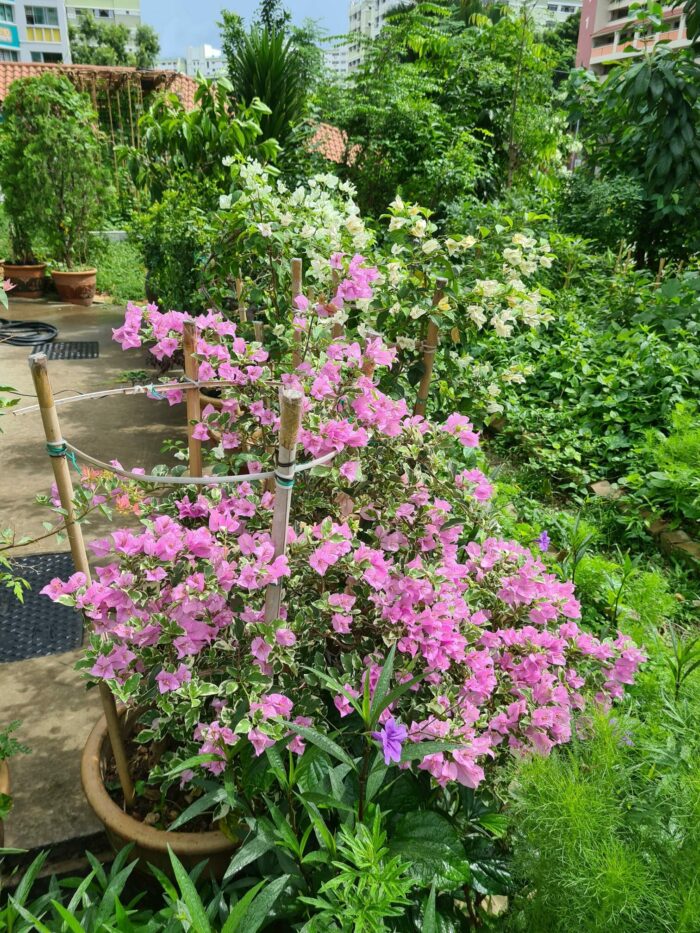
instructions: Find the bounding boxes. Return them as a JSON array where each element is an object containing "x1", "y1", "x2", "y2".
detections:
[
  {"x1": 41, "y1": 260, "x2": 644, "y2": 910},
  {"x1": 0, "y1": 73, "x2": 110, "y2": 307},
  {"x1": 0, "y1": 79, "x2": 51, "y2": 298}
]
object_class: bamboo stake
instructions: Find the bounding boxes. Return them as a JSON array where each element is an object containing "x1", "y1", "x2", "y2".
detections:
[
  {"x1": 413, "y1": 277, "x2": 447, "y2": 418},
  {"x1": 291, "y1": 258, "x2": 303, "y2": 368},
  {"x1": 264, "y1": 389, "x2": 303, "y2": 624},
  {"x1": 253, "y1": 321, "x2": 264, "y2": 344},
  {"x1": 28, "y1": 353, "x2": 135, "y2": 808},
  {"x1": 183, "y1": 322, "x2": 203, "y2": 477},
  {"x1": 331, "y1": 268, "x2": 344, "y2": 340},
  {"x1": 236, "y1": 277, "x2": 245, "y2": 326}
]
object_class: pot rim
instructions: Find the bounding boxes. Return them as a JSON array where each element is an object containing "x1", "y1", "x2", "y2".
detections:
[
  {"x1": 81, "y1": 710, "x2": 235, "y2": 855},
  {"x1": 4, "y1": 262, "x2": 47, "y2": 271},
  {"x1": 51, "y1": 268, "x2": 98, "y2": 277}
]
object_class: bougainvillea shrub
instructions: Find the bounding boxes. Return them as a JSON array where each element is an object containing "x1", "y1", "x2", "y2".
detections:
[{"x1": 45, "y1": 272, "x2": 643, "y2": 801}]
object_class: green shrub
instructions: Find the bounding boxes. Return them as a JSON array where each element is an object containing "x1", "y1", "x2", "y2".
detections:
[
  {"x1": 94, "y1": 239, "x2": 145, "y2": 306},
  {"x1": 507, "y1": 668, "x2": 700, "y2": 933},
  {"x1": 129, "y1": 181, "x2": 214, "y2": 313},
  {"x1": 0, "y1": 72, "x2": 111, "y2": 268},
  {"x1": 559, "y1": 172, "x2": 645, "y2": 250}
]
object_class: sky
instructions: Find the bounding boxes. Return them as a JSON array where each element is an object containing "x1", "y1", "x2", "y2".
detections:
[{"x1": 142, "y1": 1, "x2": 348, "y2": 58}]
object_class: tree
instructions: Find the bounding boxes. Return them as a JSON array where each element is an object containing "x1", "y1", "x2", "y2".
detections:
[
  {"x1": 69, "y1": 13, "x2": 160, "y2": 69},
  {"x1": 219, "y1": 7, "x2": 321, "y2": 147},
  {"x1": 315, "y1": 6, "x2": 562, "y2": 212},
  {"x1": 255, "y1": 0, "x2": 291, "y2": 31},
  {"x1": 568, "y1": 46, "x2": 700, "y2": 257}
]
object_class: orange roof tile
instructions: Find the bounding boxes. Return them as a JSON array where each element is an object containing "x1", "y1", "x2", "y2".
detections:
[
  {"x1": 0, "y1": 62, "x2": 198, "y2": 110},
  {"x1": 308, "y1": 121, "x2": 359, "y2": 166}
]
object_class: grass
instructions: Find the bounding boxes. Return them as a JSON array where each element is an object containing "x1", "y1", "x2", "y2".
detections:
[{"x1": 94, "y1": 239, "x2": 146, "y2": 306}]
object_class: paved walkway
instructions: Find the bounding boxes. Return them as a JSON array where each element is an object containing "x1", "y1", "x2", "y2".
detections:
[{"x1": 0, "y1": 298, "x2": 185, "y2": 852}]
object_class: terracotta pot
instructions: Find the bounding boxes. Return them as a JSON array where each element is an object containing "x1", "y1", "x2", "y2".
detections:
[
  {"x1": 4, "y1": 262, "x2": 47, "y2": 299},
  {"x1": 81, "y1": 710, "x2": 238, "y2": 876},
  {"x1": 198, "y1": 389, "x2": 224, "y2": 411},
  {"x1": 51, "y1": 269, "x2": 97, "y2": 307},
  {"x1": 0, "y1": 759, "x2": 10, "y2": 849}
]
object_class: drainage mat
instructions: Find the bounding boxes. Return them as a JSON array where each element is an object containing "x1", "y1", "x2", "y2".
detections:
[
  {"x1": 34, "y1": 341, "x2": 99, "y2": 360},
  {"x1": 0, "y1": 553, "x2": 83, "y2": 662}
]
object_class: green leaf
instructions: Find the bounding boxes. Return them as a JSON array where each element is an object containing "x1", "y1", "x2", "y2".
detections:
[
  {"x1": 49, "y1": 901, "x2": 87, "y2": 932},
  {"x1": 168, "y1": 787, "x2": 226, "y2": 830},
  {"x1": 286, "y1": 723, "x2": 356, "y2": 769},
  {"x1": 224, "y1": 833, "x2": 274, "y2": 880},
  {"x1": 236, "y1": 874, "x2": 289, "y2": 933},
  {"x1": 423, "y1": 882, "x2": 437, "y2": 933},
  {"x1": 368, "y1": 645, "x2": 396, "y2": 726},
  {"x1": 168, "y1": 847, "x2": 213, "y2": 933},
  {"x1": 220, "y1": 880, "x2": 266, "y2": 933},
  {"x1": 389, "y1": 811, "x2": 471, "y2": 891},
  {"x1": 399, "y1": 740, "x2": 466, "y2": 762}
]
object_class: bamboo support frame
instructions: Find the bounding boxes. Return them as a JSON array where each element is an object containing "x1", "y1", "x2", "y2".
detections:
[
  {"x1": 291, "y1": 258, "x2": 303, "y2": 368},
  {"x1": 183, "y1": 322, "x2": 203, "y2": 478},
  {"x1": 331, "y1": 269, "x2": 344, "y2": 340},
  {"x1": 264, "y1": 389, "x2": 303, "y2": 624},
  {"x1": 28, "y1": 353, "x2": 135, "y2": 808},
  {"x1": 413, "y1": 277, "x2": 447, "y2": 418},
  {"x1": 236, "y1": 277, "x2": 245, "y2": 326}
]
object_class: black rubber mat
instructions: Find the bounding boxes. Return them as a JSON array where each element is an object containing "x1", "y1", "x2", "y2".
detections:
[
  {"x1": 33, "y1": 341, "x2": 99, "y2": 360},
  {"x1": 0, "y1": 553, "x2": 83, "y2": 662}
]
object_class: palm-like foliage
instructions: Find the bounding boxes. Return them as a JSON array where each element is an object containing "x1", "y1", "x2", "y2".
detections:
[{"x1": 226, "y1": 27, "x2": 307, "y2": 146}]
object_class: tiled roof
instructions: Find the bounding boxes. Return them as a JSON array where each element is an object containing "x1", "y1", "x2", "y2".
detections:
[
  {"x1": 0, "y1": 62, "x2": 198, "y2": 110},
  {"x1": 308, "y1": 121, "x2": 360, "y2": 166}
]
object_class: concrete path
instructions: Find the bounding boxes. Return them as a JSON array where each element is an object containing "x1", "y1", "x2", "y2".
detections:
[{"x1": 0, "y1": 298, "x2": 185, "y2": 853}]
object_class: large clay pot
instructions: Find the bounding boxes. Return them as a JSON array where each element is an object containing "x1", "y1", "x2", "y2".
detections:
[
  {"x1": 51, "y1": 269, "x2": 97, "y2": 307},
  {"x1": 0, "y1": 759, "x2": 10, "y2": 849},
  {"x1": 81, "y1": 710, "x2": 238, "y2": 876},
  {"x1": 4, "y1": 262, "x2": 47, "y2": 299}
]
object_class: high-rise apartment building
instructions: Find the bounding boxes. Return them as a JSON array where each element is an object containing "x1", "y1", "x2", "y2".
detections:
[
  {"x1": 323, "y1": 43, "x2": 348, "y2": 76},
  {"x1": 0, "y1": 3, "x2": 72, "y2": 63},
  {"x1": 577, "y1": 0, "x2": 690, "y2": 73},
  {"x1": 157, "y1": 44, "x2": 226, "y2": 79},
  {"x1": 347, "y1": 0, "x2": 400, "y2": 70},
  {"x1": 65, "y1": 0, "x2": 141, "y2": 50}
]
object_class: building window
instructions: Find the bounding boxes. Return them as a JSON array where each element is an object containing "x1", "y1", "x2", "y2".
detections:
[
  {"x1": 0, "y1": 48, "x2": 18, "y2": 60},
  {"x1": 593, "y1": 33, "x2": 615, "y2": 46},
  {"x1": 25, "y1": 6, "x2": 59, "y2": 26},
  {"x1": 561, "y1": 4, "x2": 576, "y2": 10},
  {"x1": 0, "y1": 4, "x2": 14, "y2": 23},
  {"x1": 547, "y1": 3, "x2": 558, "y2": 10},
  {"x1": 31, "y1": 50, "x2": 62, "y2": 62}
]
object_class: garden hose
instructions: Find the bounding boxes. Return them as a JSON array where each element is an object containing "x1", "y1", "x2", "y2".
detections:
[{"x1": 0, "y1": 318, "x2": 58, "y2": 346}]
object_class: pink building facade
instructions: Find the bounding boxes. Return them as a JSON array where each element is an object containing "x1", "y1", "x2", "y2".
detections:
[{"x1": 577, "y1": 0, "x2": 691, "y2": 73}]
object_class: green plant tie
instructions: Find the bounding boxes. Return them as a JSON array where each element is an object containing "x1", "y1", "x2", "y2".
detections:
[
  {"x1": 275, "y1": 473, "x2": 295, "y2": 489},
  {"x1": 46, "y1": 441, "x2": 81, "y2": 474}
]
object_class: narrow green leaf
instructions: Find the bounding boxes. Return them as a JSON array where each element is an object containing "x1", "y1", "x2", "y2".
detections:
[
  {"x1": 168, "y1": 847, "x2": 213, "y2": 933},
  {"x1": 286, "y1": 723, "x2": 356, "y2": 769}
]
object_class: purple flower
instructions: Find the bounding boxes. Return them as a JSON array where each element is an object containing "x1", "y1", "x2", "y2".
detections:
[
  {"x1": 536, "y1": 531, "x2": 550, "y2": 553},
  {"x1": 371, "y1": 716, "x2": 408, "y2": 766}
]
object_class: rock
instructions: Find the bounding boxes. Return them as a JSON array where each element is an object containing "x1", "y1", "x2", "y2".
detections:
[
  {"x1": 658, "y1": 528, "x2": 700, "y2": 562},
  {"x1": 590, "y1": 480, "x2": 623, "y2": 500}
]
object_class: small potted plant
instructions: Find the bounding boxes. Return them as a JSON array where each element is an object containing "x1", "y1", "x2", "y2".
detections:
[
  {"x1": 0, "y1": 79, "x2": 51, "y2": 298},
  {"x1": 0, "y1": 72, "x2": 110, "y2": 307}
]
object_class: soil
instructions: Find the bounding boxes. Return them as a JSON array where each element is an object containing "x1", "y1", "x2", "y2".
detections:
[{"x1": 103, "y1": 735, "x2": 214, "y2": 833}]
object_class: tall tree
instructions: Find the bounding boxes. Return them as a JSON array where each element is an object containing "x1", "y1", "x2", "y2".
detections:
[
  {"x1": 70, "y1": 13, "x2": 160, "y2": 69},
  {"x1": 219, "y1": 5, "x2": 321, "y2": 146}
]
